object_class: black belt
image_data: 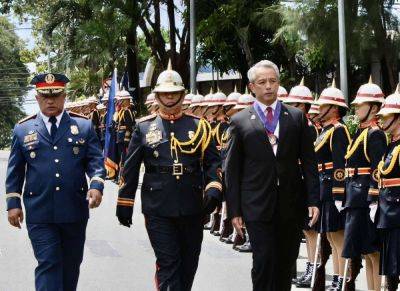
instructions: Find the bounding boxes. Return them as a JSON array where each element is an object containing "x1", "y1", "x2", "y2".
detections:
[{"x1": 146, "y1": 163, "x2": 200, "y2": 176}]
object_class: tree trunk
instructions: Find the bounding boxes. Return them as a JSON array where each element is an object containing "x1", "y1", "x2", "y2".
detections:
[{"x1": 167, "y1": 0, "x2": 177, "y2": 66}]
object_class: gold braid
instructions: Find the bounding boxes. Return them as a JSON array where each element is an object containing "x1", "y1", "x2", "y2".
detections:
[
  {"x1": 344, "y1": 128, "x2": 369, "y2": 161},
  {"x1": 170, "y1": 119, "x2": 212, "y2": 162},
  {"x1": 378, "y1": 145, "x2": 400, "y2": 176},
  {"x1": 315, "y1": 127, "x2": 335, "y2": 152}
]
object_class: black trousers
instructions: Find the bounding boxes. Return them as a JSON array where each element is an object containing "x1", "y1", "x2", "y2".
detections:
[
  {"x1": 145, "y1": 214, "x2": 203, "y2": 291},
  {"x1": 246, "y1": 219, "x2": 302, "y2": 291}
]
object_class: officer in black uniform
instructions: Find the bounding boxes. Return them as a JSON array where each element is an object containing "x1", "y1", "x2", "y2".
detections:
[
  {"x1": 88, "y1": 96, "x2": 101, "y2": 140},
  {"x1": 314, "y1": 81, "x2": 351, "y2": 290},
  {"x1": 376, "y1": 88, "x2": 400, "y2": 291},
  {"x1": 342, "y1": 79, "x2": 387, "y2": 291},
  {"x1": 116, "y1": 61, "x2": 222, "y2": 291}
]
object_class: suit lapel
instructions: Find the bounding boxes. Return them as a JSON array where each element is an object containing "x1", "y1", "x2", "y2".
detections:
[
  {"x1": 34, "y1": 114, "x2": 52, "y2": 144},
  {"x1": 53, "y1": 111, "x2": 71, "y2": 144},
  {"x1": 277, "y1": 104, "x2": 290, "y2": 158},
  {"x1": 248, "y1": 106, "x2": 274, "y2": 155}
]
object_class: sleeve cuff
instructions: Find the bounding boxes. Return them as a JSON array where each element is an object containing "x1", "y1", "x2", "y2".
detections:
[
  {"x1": 89, "y1": 176, "x2": 105, "y2": 192},
  {"x1": 7, "y1": 196, "x2": 22, "y2": 210},
  {"x1": 205, "y1": 181, "x2": 223, "y2": 201},
  {"x1": 368, "y1": 188, "x2": 379, "y2": 196}
]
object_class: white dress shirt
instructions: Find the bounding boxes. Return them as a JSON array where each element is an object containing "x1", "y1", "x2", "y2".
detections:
[
  {"x1": 254, "y1": 99, "x2": 280, "y2": 155},
  {"x1": 40, "y1": 111, "x2": 64, "y2": 135}
]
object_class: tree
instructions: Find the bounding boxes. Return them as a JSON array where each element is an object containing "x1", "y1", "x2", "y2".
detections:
[{"x1": 0, "y1": 16, "x2": 29, "y2": 148}]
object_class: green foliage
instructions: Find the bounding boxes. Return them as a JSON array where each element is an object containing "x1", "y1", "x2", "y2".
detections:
[{"x1": 0, "y1": 16, "x2": 28, "y2": 148}]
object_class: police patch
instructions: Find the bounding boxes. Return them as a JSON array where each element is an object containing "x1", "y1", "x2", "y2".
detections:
[{"x1": 334, "y1": 169, "x2": 345, "y2": 182}]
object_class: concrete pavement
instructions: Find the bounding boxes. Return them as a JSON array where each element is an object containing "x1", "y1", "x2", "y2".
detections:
[{"x1": 0, "y1": 153, "x2": 369, "y2": 290}]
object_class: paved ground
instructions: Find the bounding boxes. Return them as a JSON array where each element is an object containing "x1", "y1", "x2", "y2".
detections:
[{"x1": 0, "y1": 151, "x2": 369, "y2": 290}]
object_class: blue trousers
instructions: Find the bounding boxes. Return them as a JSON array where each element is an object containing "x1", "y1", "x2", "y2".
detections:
[{"x1": 27, "y1": 221, "x2": 88, "y2": 291}]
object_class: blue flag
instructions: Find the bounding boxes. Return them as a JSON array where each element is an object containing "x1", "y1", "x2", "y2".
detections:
[{"x1": 104, "y1": 69, "x2": 119, "y2": 178}]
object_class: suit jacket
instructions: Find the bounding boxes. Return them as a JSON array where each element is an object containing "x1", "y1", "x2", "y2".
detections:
[
  {"x1": 5, "y1": 111, "x2": 106, "y2": 223},
  {"x1": 225, "y1": 102, "x2": 319, "y2": 222}
]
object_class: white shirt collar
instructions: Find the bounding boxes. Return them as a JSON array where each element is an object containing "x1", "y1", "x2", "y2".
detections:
[
  {"x1": 255, "y1": 98, "x2": 278, "y2": 113},
  {"x1": 40, "y1": 110, "x2": 64, "y2": 126}
]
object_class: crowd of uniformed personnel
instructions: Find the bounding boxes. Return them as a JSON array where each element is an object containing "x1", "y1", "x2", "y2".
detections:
[{"x1": 56, "y1": 67, "x2": 400, "y2": 291}]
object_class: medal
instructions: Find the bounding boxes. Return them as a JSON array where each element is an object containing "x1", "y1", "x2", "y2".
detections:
[
  {"x1": 70, "y1": 125, "x2": 79, "y2": 135},
  {"x1": 146, "y1": 129, "x2": 162, "y2": 145},
  {"x1": 73, "y1": 147, "x2": 80, "y2": 155},
  {"x1": 268, "y1": 134, "x2": 277, "y2": 145},
  {"x1": 30, "y1": 152, "x2": 36, "y2": 159},
  {"x1": 78, "y1": 138, "x2": 85, "y2": 144}
]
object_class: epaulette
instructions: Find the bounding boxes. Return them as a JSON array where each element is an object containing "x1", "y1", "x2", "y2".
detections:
[
  {"x1": 184, "y1": 112, "x2": 201, "y2": 119},
  {"x1": 136, "y1": 114, "x2": 157, "y2": 123},
  {"x1": 69, "y1": 112, "x2": 88, "y2": 119},
  {"x1": 18, "y1": 114, "x2": 37, "y2": 124}
]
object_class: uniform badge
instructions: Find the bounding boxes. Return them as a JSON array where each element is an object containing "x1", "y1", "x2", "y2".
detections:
[
  {"x1": 45, "y1": 74, "x2": 55, "y2": 84},
  {"x1": 24, "y1": 133, "x2": 38, "y2": 144},
  {"x1": 334, "y1": 169, "x2": 345, "y2": 182},
  {"x1": 73, "y1": 147, "x2": 80, "y2": 155},
  {"x1": 268, "y1": 134, "x2": 277, "y2": 145},
  {"x1": 153, "y1": 150, "x2": 159, "y2": 158},
  {"x1": 188, "y1": 131, "x2": 195, "y2": 140},
  {"x1": 78, "y1": 138, "x2": 85, "y2": 144},
  {"x1": 30, "y1": 152, "x2": 36, "y2": 159},
  {"x1": 146, "y1": 127, "x2": 162, "y2": 145},
  {"x1": 70, "y1": 125, "x2": 79, "y2": 135},
  {"x1": 372, "y1": 169, "x2": 379, "y2": 182}
]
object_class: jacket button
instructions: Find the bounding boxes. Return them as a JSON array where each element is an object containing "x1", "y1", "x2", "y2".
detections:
[
  {"x1": 55, "y1": 159, "x2": 59, "y2": 163},
  {"x1": 150, "y1": 187, "x2": 153, "y2": 191},
  {"x1": 30, "y1": 192, "x2": 33, "y2": 195},
  {"x1": 55, "y1": 173, "x2": 60, "y2": 177},
  {"x1": 53, "y1": 146, "x2": 58, "y2": 150},
  {"x1": 56, "y1": 187, "x2": 60, "y2": 191}
]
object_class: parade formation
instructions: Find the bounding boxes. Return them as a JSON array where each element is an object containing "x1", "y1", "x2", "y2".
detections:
[{"x1": 4, "y1": 58, "x2": 400, "y2": 291}]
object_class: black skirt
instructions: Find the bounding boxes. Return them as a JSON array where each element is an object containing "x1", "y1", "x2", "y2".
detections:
[
  {"x1": 380, "y1": 228, "x2": 400, "y2": 276},
  {"x1": 342, "y1": 208, "x2": 378, "y2": 258},
  {"x1": 317, "y1": 201, "x2": 344, "y2": 233}
]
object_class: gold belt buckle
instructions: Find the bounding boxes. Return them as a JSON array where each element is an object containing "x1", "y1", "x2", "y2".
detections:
[{"x1": 172, "y1": 163, "x2": 183, "y2": 176}]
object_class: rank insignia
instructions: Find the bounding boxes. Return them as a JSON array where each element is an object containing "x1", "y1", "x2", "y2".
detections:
[
  {"x1": 188, "y1": 131, "x2": 195, "y2": 140},
  {"x1": 334, "y1": 169, "x2": 345, "y2": 181},
  {"x1": 24, "y1": 133, "x2": 38, "y2": 144},
  {"x1": 146, "y1": 129, "x2": 162, "y2": 145},
  {"x1": 45, "y1": 73, "x2": 55, "y2": 84},
  {"x1": 70, "y1": 125, "x2": 79, "y2": 135},
  {"x1": 30, "y1": 152, "x2": 36, "y2": 159},
  {"x1": 73, "y1": 147, "x2": 80, "y2": 155}
]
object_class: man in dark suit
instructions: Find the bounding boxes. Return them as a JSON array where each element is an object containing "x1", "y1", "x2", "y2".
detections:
[{"x1": 225, "y1": 60, "x2": 320, "y2": 291}]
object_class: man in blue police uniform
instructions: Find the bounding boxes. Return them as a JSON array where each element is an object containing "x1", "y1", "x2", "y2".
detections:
[{"x1": 5, "y1": 73, "x2": 106, "y2": 291}]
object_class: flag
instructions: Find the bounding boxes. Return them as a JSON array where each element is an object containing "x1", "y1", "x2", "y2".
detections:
[{"x1": 104, "y1": 68, "x2": 119, "y2": 179}]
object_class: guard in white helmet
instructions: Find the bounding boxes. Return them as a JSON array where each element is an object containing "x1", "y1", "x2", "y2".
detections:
[
  {"x1": 117, "y1": 61, "x2": 222, "y2": 291},
  {"x1": 376, "y1": 86, "x2": 400, "y2": 291},
  {"x1": 284, "y1": 78, "x2": 319, "y2": 288},
  {"x1": 341, "y1": 77, "x2": 387, "y2": 291},
  {"x1": 277, "y1": 85, "x2": 289, "y2": 102},
  {"x1": 314, "y1": 80, "x2": 351, "y2": 290},
  {"x1": 189, "y1": 92, "x2": 204, "y2": 117}
]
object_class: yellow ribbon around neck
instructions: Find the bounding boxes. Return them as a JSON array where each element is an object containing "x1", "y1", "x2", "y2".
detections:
[
  {"x1": 345, "y1": 128, "x2": 370, "y2": 162},
  {"x1": 378, "y1": 145, "x2": 400, "y2": 176}
]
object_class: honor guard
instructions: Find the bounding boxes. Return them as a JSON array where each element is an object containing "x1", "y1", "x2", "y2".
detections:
[
  {"x1": 277, "y1": 85, "x2": 289, "y2": 102},
  {"x1": 145, "y1": 92, "x2": 159, "y2": 114},
  {"x1": 116, "y1": 61, "x2": 223, "y2": 291},
  {"x1": 5, "y1": 73, "x2": 105, "y2": 291},
  {"x1": 376, "y1": 87, "x2": 400, "y2": 291},
  {"x1": 87, "y1": 96, "x2": 101, "y2": 140},
  {"x1": 284, "y1": 78, "x2": 318, "y2": 288},
  {"x1": 314, "y1": 80, "x2": 351, "y2": 290},
  {"x1": 116, "y1": 90, "x2": 135, "y2": 174},
  {"x1": 96, "y1": 103, "x2": 107, "y2": 149},
  {"x1": 188, "y1": 91, "x2": 205, "y2": 117},
  {"x1": 183, "y1": 92, "x2": 195, "y2": 113},
  {"x1": 341, "y1": 77, "x2": 387, "y2": 291},
  {"x1": 201, "y1": 88, "x2": 215, "y2": 120}
]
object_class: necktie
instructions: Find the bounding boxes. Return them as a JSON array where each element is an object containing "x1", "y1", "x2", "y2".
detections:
[
  {"x1": 266, "y1": 107, "x2": 274, "y2": 124},
  {"x1": 49, "y1": 116, "x2": 57, "y2": 140}
]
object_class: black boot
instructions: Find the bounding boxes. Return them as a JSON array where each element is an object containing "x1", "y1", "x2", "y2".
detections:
[
  {"x1": 296, "y1": 264, "x2": 314, "y2": 288},
  {"x1": 387, "y1": 276, "x2": 400, "y2": 291},
  {"x1": 292, "y1": 262, "x2": 311, "y2": 284},
  {"x1": 327, "y1": 275, "x2": 339, "y2": 290}
]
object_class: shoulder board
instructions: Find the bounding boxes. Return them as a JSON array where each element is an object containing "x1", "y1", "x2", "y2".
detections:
[
  {"x1": 137, "y1": 114, "x2": 157, "y2": 123},
  {"x1": 184, "y1": 112, "x2": 201, "y2": 119},
  {"x1": 69, "y1": 112, "x2": 88, "y2": 119},
  {"x1": 18, "y1": 114, "x2": 37, "y2": 124}
]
